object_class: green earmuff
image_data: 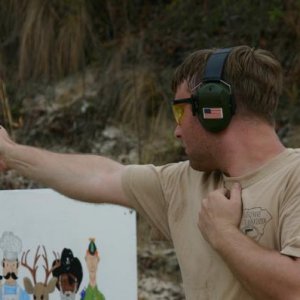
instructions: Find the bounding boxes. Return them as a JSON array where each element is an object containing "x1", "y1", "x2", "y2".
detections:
[{"x1": 192, "y1": 48, "x2": 235, "y2": 132}]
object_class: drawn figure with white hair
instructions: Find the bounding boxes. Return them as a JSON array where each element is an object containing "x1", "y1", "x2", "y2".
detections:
[{"x1": 0, "y1": 232, "x2": 29, "y2": 300}]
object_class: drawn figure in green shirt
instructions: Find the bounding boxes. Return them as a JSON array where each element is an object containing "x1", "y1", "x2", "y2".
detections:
[{"x1": 80, "y1": 239, "x2": 105, "y2": 300}]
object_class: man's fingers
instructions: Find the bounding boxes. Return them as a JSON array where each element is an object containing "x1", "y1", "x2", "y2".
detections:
[
  {"x1": 230, "y1": 182, "x2": 241, "y2": 202},
  {"x1": 208, "y1": 185, "x2": 241, "y2": 201},
  {"x1": 216, "y1": 187, "x2": 228, "y2": 196}
]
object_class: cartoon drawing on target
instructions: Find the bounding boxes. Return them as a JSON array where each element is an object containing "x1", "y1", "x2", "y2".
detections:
[
  {"x1": 21, "y1": 245, "x2": 59, "y2": 300},
  {"x1": 0, "y1": 231, "x2": 30, "y2": 300},
  {"x1": 52, "y1": 248, "x2": 83, "y2": 300},
  {"x1": 240, "y1": 207, "x2": 272, "y2": 241}
]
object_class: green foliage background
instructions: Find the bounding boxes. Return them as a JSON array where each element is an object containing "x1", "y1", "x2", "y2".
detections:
[{"x1": 0, "y1": 0, "x2": 300, "y2": 162}]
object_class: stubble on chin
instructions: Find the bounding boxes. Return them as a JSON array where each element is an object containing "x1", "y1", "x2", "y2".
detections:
[
  {"x1": 188, "y1": 158, "x2": 216, "y2": 173},
  {"x1": 188, "y1": 159, "x2": 203, "y2": 171}
]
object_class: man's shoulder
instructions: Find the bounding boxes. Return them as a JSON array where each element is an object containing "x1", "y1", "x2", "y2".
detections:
[
  {"x1": 122, "y1": 160, "x2": 190, "y2": 179},
  {"x1": 280, "y1": 148, "x2": 300, "y2": 170},
  {"x1": 124, "y1": 160, "x2": 211, "y2": 180},
  {"x1": 122, "y1": 160, "x2": 220, "y2": 193}
]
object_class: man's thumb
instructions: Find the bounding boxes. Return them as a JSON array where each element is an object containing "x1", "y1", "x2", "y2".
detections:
[{"x1": 230, "y1": 182, "x2": 241, "y2": 202}]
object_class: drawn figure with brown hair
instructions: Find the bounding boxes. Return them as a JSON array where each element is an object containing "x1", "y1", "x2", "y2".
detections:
[
  {"x1": 0, "y1": 232, "x2": 29, "y2": 300},
  {"x1": 80, "y1": 239, "x2": 105, "y2": 300}
]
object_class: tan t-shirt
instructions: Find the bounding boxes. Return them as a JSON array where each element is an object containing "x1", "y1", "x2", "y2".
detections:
[{"x1": 122, "y1": 148, "x2": 300, "y2": 300}]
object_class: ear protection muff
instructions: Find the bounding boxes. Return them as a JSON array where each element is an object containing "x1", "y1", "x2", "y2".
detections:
[{"x1": 192, "y1": 48, "x2": 235, "y2": 132}]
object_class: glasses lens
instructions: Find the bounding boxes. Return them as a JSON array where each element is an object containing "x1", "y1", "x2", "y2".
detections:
[{"x1": 172, "y1": 104, "x2": 185, "y2": 124}]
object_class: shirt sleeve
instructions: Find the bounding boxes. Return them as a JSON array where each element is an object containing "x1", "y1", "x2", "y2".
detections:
[{"x1": 121, "y1": 164, "x2": 172, "y2": 241}]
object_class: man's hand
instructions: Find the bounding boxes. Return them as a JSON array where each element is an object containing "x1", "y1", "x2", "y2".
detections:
[{"x1": 198, "y1": 183, "x2": 242, "y2": 249}]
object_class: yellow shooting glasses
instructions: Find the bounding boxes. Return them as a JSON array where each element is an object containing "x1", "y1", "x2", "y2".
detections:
[{"x1": 172, "y1": 97, "x2": 193, "y2": 125}]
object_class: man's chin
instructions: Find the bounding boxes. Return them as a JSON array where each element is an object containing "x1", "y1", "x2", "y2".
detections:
[
  {"x1": 188, "y1": 160, "x2": 214, "y2": 172},
  {"x1": 189, "y1": 160, "x2": 203, "y2": 171}
]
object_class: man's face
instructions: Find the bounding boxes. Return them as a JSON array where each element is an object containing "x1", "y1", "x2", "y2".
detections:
[
  {"x1": 173, "y1": 81, "x2": 218, "y2": 171},
  {"x1": 2, "y1": 259, "x2": 18, "y2": 285}
]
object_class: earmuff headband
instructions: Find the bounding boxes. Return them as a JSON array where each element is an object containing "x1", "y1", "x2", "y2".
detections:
[{"x1": 203, "y1": 48, "x2": 232, "y2": 82}]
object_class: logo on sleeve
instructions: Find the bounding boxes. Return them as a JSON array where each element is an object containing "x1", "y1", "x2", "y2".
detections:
[{"x1": 240, "y1": 207, "x2": 272, "y2": 241}]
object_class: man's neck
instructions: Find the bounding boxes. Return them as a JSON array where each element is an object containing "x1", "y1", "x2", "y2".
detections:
[{"x1": 219, "y1": 120, "x2": 285, "y2": 177}]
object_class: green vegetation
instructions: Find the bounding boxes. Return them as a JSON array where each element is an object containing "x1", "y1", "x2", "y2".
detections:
[{"x1": 0, "y1": 0, "x2": 300, "y2": 162}]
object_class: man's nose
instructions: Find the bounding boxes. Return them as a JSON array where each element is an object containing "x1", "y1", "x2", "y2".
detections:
[{"x1": 174, "y1": 124, "x2": 181, "y2": 139}]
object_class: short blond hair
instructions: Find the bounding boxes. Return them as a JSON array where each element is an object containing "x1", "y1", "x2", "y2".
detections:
[{"x1": 171, "y1": 45, "x2": 283, "y2": 124}]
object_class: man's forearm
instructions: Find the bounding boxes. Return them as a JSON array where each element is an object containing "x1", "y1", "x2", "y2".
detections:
[
  {"x1": 3, "y1": 142, "x2": 127, "y2": 205},
  {"x1": 214, "y1": 227, "x2": 300, "y2": 300}
]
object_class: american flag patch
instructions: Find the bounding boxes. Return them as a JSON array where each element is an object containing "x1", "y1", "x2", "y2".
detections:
[{"x1": 202, "y1": 107, "x2": 223, "y2": 119}]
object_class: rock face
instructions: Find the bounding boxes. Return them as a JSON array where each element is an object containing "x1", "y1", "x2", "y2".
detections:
[
  {"x1": 139, "y1": 276, "x2": 184, "y2": 300},
  {"x1": 138, "y1": 246, "x2": 184, "y2": 300}
]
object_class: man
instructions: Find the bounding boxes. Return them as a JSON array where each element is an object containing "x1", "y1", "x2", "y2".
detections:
[
  {"x1": 0, "y1": 45, "x2": 299, "y2": 299},
  {"x1": 81, "y1": 239, "x2": 105, "y2": 300},
  {"x1": 0, "y1": 232, "x2": 29, "y2": 300}
]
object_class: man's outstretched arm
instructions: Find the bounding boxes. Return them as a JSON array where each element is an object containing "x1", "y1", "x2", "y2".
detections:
[{"x1": 0, "y1": 126, "x2": 130, "y2": 207}]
